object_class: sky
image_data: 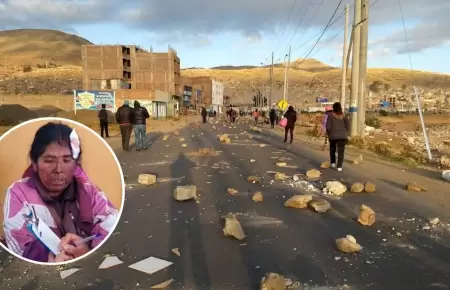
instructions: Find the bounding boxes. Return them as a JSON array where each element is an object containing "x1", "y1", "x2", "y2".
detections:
[{"x1": 0, "y1": 0, "x2": 449, "y2": 73}]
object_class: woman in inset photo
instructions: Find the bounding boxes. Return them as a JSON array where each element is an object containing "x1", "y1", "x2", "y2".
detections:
[{"x1": 3, "y1": 122, "x2": 119, "y2": 263}]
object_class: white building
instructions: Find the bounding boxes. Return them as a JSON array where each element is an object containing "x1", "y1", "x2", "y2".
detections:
[{"x1": 211, "y1": 80, "x2": 224, "y2": 113}]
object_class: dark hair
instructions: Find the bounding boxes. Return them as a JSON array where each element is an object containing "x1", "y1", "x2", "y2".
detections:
[
  {"x1": 30, "y1": 122, "x2": 81, "y2": 163},
  {"x1": 288, "y1": 106, "x2": 294, "y2": 111},
  {"x1": 101, "y1": 104, "x2": 106, "y2": 109},
  {"x1": 134, "y1": 100, "x2": 141, "y2": 108},
  {"x1": 333, "y1": 102, "x2": 343, "y2": 114}
]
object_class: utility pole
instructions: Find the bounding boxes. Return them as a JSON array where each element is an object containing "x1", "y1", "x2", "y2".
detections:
[
  {"x1": 283, "y1": 46, "x2": 291, "y2": 101},
  {"x1": 340, "y1": 4, "x2": 350, "y2": 109},
  {"x1": 270, "y1": 52, "x2": 274, "y2": 107},
  {"x1": 358, "y1": 0, "x2": 369, "y2": 136},
  {"x1": 349, "y1": 0, "x2": 362, "y2": 137}
]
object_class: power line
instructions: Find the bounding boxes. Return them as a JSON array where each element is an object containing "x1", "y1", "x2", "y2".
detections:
[{"x1": 291, "y1": 0, "x2": 325, "y2": 53}]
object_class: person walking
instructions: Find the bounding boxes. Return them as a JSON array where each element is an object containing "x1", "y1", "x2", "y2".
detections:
[
  {"x1": 131, "y1": 100, "x2": 150, "y2": 151},
  {"x1": 283, "y1": 106, "x2": 297, "y2": 144},
  {"x1": 253, "y1": 109, "x2": 259, "y2": 124},
  {"x1": 201, "y1": 107, "x2": 207, "y2": 124},
  {"x1": 322, "y1": 105, "x2": 333, "y2": 151},
  {"x1": 326, "y1": 102, "x2": 349, "y2": 172},
  {"x1": 269, "y1": 107, "x2": 276, "y2": 128},
  {"x1": 230, "y1": 108, "x2": 237, "y2": 123},
  {"x1": 97, "y1": 104, "x2": 110, "y2": 138},
  {"x1": 115, "y1": 100, "x2": 133, "y2": 151}
]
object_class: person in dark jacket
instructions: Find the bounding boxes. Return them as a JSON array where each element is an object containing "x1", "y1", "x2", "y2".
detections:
[
  {"x1": 201, "y1": 107, "x2": 207, "y2": 123},
  {"x1": 115, "y1": 100, "x2": 133, "y2": 151},
  {"x1": 269, "y1": 107, "x2": 276, "y2": 128},
  {"x1": 131, "y1": 101, "x2": 150, "y2": 151},
  {"x1": 326, "y1": 102, "x2": 349, "y2": 172},
  {"x1": 230, "y1": 108, "x2": 237, "y2": 123},
  {"x1": 283, "y1": 106, "x2": 297, "y2": 144},
  {"x1": 97, "y1": 104, "x2": 109, "y2": 138},
  {"x1": 322, "y1": 105, "x2": 333, "y2": 151}
]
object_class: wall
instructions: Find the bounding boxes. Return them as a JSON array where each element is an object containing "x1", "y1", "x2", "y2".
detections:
[
  {"x1": 0, "y1": 119, "x2": 124, "y2": 236},
  {"x1": 0, "y1": 94, "x2": 74, "y2": 111}
]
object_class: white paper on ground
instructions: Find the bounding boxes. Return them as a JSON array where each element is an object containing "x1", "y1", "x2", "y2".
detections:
[
  {"x1": 98, "y1": 256, "x2": 123, "y2": 269},
  {"x1": 128, "y1": 256, "x2": 173, "y2": 275},
  {"x1": 60, "y1": 268, "x2": 80, "y2": 279}
]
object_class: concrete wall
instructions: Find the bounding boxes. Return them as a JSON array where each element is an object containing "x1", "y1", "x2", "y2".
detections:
[
  {"x1": 0, "y1": 94, "x2": 75, "y2": 111},
  {"x1": 0, "y1": 118, "x2": 124, "y2": 236}
]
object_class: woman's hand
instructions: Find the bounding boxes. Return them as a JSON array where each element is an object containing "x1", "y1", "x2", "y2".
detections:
[
  {"x1": 59, "y1": 233, "x2": 90, "y2": 258},
  {"x1": 48, "y1": 251, "x2": 74, "y2": 263}
]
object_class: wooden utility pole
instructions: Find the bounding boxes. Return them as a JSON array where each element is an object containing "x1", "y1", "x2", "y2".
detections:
[
  {"x1": 358, "y1": 0, "x2": 369, "y2": 136},
  {"x1": 340, "y1": 4, "x2": 350, "y2": 109},
  {"x1": 283, "y1": 46, "x2": 291, "y2": 101},
  {"x1": 349, "y1": 0, "x2": 362, "y2": 137},
  {"x1": 270, "y1": 52, "x2": 274, "y2": 107}
]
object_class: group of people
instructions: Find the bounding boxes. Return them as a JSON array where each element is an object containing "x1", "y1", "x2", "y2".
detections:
[
  {"x1": 226, "y1": 107, "x2": 238, "y2": 123},
  {"x1": 98, "y1": 100, "x2": 151, "y2": 152}
]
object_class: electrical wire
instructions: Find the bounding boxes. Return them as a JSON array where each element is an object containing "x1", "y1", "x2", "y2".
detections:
[{"x1": 290, "y1": 0, "x2": 325, "y2": 53}]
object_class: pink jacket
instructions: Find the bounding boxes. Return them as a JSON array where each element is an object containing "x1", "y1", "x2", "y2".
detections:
[{"x1": 3, "y1": 166, "x2": 118, "y2": 262}]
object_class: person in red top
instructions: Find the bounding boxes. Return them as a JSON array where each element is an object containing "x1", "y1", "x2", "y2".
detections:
[{"x1": 253, "y1": 109, "x2": 259, "y2": 124}]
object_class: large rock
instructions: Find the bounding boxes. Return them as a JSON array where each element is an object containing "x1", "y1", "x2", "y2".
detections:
[
  {"x1": 306, "y1": 169, "x2": 321, "y2": 179},
  {"x1": 284, "y1": 195, "x2": 312, "y2": 209},
  {"x1": 173, "y1": 185, "x2": 197, "y2": 201},
  {"x1": 357, "y1": 204, "x2": 376, "y2": 226},
  {"x1": 405, "y1": 182, "x2": 427, "y2": 192},
  {"x1": 309, "y1": 199, "x2": 331, "y2": 213},
  {"x1": 138, "y1": 174, "x2": 157, "y2": 185},
  {"x1": 335, "y1": 235, "x2": 362, "y2": 253},
  {"x1": 364, "y1": 182, "x2": 376, "y2": 193},
  {"x1": 259, "y1": 272, "x2": 285, "y2": 290},
  {"x1": 325, "y1": 181, "x2": 347, "y2": 196},
  {"x1": 223, "y1": 213, "x2": 246, "y2": 240},
  {"x1": 350, "y1": 183, "x2": 364, "y2": 193},
  {"x1": 442, "y1": 170, "x2": 450, "y2": 182}
]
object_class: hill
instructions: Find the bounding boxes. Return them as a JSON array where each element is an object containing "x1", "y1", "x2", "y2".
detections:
[
  {"x1": 206, "y1": 58, "x2": 335, "y2": 72},
  {"x1": 0, "y1": 29, "x2": 92, "y2": 67}
]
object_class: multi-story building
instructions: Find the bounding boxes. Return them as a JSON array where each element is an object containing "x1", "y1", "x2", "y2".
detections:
[{"x1": 81, "y1": 45, "x2": 181, "y2": 97}]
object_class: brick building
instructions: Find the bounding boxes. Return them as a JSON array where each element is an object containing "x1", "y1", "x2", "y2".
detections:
[
  {"x1": 81, "y1": 45, "x2": 181, "y2": 97},
  {"x1": 180, "y1": 76, "x2": 213, "y2": 108}
]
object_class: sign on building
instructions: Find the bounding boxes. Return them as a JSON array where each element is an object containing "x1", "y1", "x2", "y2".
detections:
[
  {"x1": 316, "y1": 97, "x2": 328, "y2": 103},
  {"x1": 74, "y1": 90, "x2": 115, "y2": 111}
]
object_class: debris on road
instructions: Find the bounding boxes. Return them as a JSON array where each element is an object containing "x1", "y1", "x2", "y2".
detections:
[
  {"x1": 252, "y1": 191, "x2": 264, "y2": 202},
  {"x1": 162, "y1": 135, "x2": 169, "y2": 141},
  {"x1": 171, "y1": 248, "x2": 181, "y2": 257},
  {"x1": 173, "y1": 131, "x2": 179, "y2": 136},
  {"x1": 353, "y1": 154, "x2": 363, "y2": 164},
  {"x1": 138, "y1": 174, "x2": 157, "y2": 185},
  {"x1": 276, "y1": 162, "x2": 287, "y2": 167},
  {"x1": 181, "y1": 144, "x2": 188, "y2": 148},
  {"x1": 284, "y1": 194, "x2": 313, "y2": 209},
  {"x1": 173, "y1": 185, "x2": 197, "y2": 201},
  {"x1": 429, "y1": 217, "x2": 440, "y2": 226},
  {"x1": 251, "y1": 126, "x2": 262, "y2": 133},
  {"x1": 227, "y1": 188, "x2": 239, "y2": 195},
  {"x1": 179, "y1": 138, "x2": 185, "y2": 142},
  {"x1": 442, "y1": 170, "x2": 450, "y2": 181},
  {"x1": 219, "y1": 134, "x2": 231, "y2": 143},
  {"x1": 247, "y1": 175, "x2": 261, "y2": 183},
  {"x1": 274, "y1": 172, "x2": 288, "y2": 181},
  {"x1": 405, "y1": 181, "x2": 427, "y2": 192},
  {"x1": 350, "y1": 183, "x2": 364, "y2": 193},
  {"x1": 306, "y1": 169, "x2": 321, "y2": 179},
  {"x1": 223, "y1": 213, "x2": 246, "y2": 240},
  {"x1": 128, "y1": 257, "x2": 173, "y2": 275},
  {"x1": 336, "y1": 235, "x2": 362, "y2": 253},
  {"x1": 151, "y1": 278, "x2": 174, "y2": 289},
  {"x1": 98, "y1": 256, "x2": 123, "y2": 269},
  {"x1": 320, "y1": 161, "x2": 331, "y2": 168},
  {"x1": 60, "y1": 268, "x2": 80, "y2": 279},
  {"x1": 364, "y1": 182, "x2": 376, "y2": 193},
  {"x1": 259, "y1": 272, "x2": 285, "y2": 290},
  {"x1": 309, "y1": 199, "x2": 331, "y2": 213},
  {"x1": 324, "y1": 181, "x2": 347, "y2": 196},
  {"x1": 357, "y1": 204, "x2": 376, "y2": 226},
  {"x1": 250, "y1": 159, "x2": 256, "y2": 162}
]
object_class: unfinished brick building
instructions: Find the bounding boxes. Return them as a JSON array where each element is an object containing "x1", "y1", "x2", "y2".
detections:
[
  {"x1": 180, "y1": 76, "x2": 213, "y2": 107},
  {"x1": 81, "y1": 45, "x2": 181, "y2": 96}
]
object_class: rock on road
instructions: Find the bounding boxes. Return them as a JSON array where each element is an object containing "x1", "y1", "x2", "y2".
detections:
[{"x1": 1, "y1": 120, "x2": 450, "y2": 290}]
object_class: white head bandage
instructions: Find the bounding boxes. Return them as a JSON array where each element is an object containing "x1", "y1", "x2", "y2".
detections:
[{"x1": 69, "y1": 129, "x2": 81, "y2": 159}]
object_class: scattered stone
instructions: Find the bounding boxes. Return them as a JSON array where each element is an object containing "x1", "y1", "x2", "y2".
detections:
[
  {"x1": 429, "y1": 217, "x2": 440, "y2": 225},
  {"x1": 320, "y1": 161, "x2": 331, "y2": 169},
  {"x1": 350, "y1": 183, "x2": 364, "y2": 193},
  {"x1": 442, "y1": 170, "x2": 450, "y2": 182},
  {"x1": 336, "y1": 235, "x2": 362, "y2": 253},
  {"x1": 198, "y1": 148, "x2": 216, "y2": 155},
  {"x1": 284, "y1": 194, "x2": 313, "y2": 209},
  {"x1": 171, "y1": 248, "x2": 181, "y2": 257},
  {"x1": 181, "y1": 144, "x2": 188, "y2": 148},
  {"x1": 292, "y1": 175, "x2": 299, "y2": 181},
  {"x1": 173, "y1": 185, "x2": 197, "y2": 201},
  {"x1": 276, "y1": 162, "x2": 287, "y2": 167},
  {"x1": 405, "y1": 181, "x2": 427, "y2": 192},
  {"x1": 247, "y1": 176, "x2": 261, "y2": 183},
  {"x1": 162, "y1": 135, "x2": 169, "y2": 141},
  {"x1": 223, "y1": 213, "x2": 246, "y2": 240},
  {"x1": 173, "y1": 131, "x2": 179, "y2": 136},
  {"x1": 227, "y1": 188, "x2": 239, "y2": 195},
  {"x1": 325, "y1": 181, "x2": 347, "y2": 196},
  {"x1": 309, "y1": 199, "x2": 331, "y2": 213},
  {"x1": 251, "y1": 126, "x2": 262, "y2": 133},
  {"x1": 252, "y1": 192, "x2": 264, "y2": 202},
  {"x1": 138, "y1": 174, "x2": 157, "y2": 185},
  {"x1": 250, "y1": 159, "x2": 256, "y2": 163},
  {"x1": 165, "y1": 145, "x2": 170, "y2": 148},
  {"x1": 179, "y1": 138, "x2": 185, "y2": 142},
  {"x1": 357, "y1": 204, "x2": 376, "y2": 226},
  {"x1": 259, "y1": 272, "x2": 285, "y2": 290},
  {"x1": 306, "y1": 169, "x2": 321, "y2": 179},
  {"x1": 364, "y1": 182, "x2": 376, "y2": 193},
  {"x1": 274, "y1": 172, "x2": 288, "y2": 181},
  {"x1": 353, "y1": 154, "x2": 363, "y2": 164},
  {"x1": 218, "y1": 134, "x2": 231, "y2": 143}
]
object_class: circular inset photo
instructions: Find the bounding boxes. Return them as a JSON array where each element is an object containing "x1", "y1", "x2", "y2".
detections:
[{"x1": 0, "y1": 117, "x2": 125, "y2": 265}]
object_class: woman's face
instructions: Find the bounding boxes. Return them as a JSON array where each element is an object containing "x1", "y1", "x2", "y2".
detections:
[{"x1": 32, "y1": 142, "x2": 77, "y2": 195}]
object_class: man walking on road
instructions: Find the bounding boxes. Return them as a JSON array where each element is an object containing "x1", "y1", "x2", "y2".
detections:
[
  {"x1": 115, "y1": 100, "x2": 133, "y2": 151},
  {"x1": 98, "y1": 104, "x2": 110, "y2": 138},
  {"x1": 269, "y1": 106, "x2": 276, "y2": 128},
  {"x1": 131, "y1": 100, "x2": 150, "y2": 151},
  {"x1": 230, "y1": 108, "x2": 237, "y2": 123},
  {"x1": 201, "y1": 107, "x2": 207, "y2": 124},
  {"x1": 283, "y1": 106, "x2": 297, "y2": 144},
  {"x1": 326, "y1": 102, "x2": 349, "y2": 172}
]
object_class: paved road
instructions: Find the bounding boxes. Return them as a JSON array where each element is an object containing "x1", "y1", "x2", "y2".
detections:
[{"x1": 1, "y1": 119, "x2": 450, "y2": 290}]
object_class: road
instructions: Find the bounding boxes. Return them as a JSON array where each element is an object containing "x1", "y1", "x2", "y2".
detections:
[{"x1": 1, "y1": 118, "x2": 450, "y2": 290}]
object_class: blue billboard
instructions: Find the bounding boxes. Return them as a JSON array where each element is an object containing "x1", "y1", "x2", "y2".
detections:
[
  {"x1": 316, "y1": 97, "x2": 328, "y2": 103},
  {"x1": 74, "y1": 90, "x2": 115, "y2": 111}
]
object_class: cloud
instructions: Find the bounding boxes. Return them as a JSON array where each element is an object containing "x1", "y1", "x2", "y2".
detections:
[{"x1": 0, "y1": 0, "x2": 449, "y2": 53}]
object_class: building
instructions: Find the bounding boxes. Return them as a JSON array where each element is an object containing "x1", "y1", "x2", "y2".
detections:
[
  {"x1": 180, "y1": 76, "x2": 212, "y2": 109},
  {"x1": 81, "y1": 45, "x2": 181, "y2": 97}
]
